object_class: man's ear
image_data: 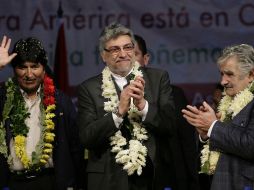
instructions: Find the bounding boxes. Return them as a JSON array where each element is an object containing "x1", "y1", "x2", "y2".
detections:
[
  {"x1": 144, "y1": 54, "x2": 150, "y2": 66},
  {"x1": 101, "y1": 52, "x2": 106, "y2": 63},
  {"x1": 249, "y1": 68, "x2": 254, "y2": 82}
]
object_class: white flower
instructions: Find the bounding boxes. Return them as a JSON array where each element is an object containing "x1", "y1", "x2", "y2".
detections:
[
  {"x1": 209, "y1": 151, "x2": 220, "y2": 171},
  {"x1": 111, "y1": 146, "x2": 122, "y2": 153},
  {"x1": 200, "y1": 81, "x2": 254, "y2": 175},
  {"x1": 102, "y1": 62, "x2": 148, "y2": 176},
  {"x1": 229, "y1": 89, "x2": 253, "y2": 117},
  {"x1": 200, "y1": 144, "x2": 209, "y2": 166},
  {"x1": 218, "y1": 95, "x2": 232, "y2": 121}
]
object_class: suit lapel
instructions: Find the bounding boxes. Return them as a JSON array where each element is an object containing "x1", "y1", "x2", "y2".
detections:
[
  {"x1": 111, "y1": 75, "x2": 121, "y2": 99},
  {"x1": 139, "y1": 68, "x2": 156, "y2": 162},
  {"x1": 141, "y1": 68, "x2": 153, "y2": 103},
  {"x1": 232, "y1": 99, "x2": 254, "y2": 127}
]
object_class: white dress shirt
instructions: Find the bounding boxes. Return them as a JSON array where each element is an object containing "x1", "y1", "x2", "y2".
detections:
[
  {"x1": 10, "y1": 87, "x2": 53, "y2": 171},
  {"x1": 199, "y1": 120, "x2": 218, "y2": 143}
]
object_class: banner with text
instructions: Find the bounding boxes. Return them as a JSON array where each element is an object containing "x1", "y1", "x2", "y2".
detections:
[{"x1": 1, "y1": 0, "x2": 253, "y2": 104}]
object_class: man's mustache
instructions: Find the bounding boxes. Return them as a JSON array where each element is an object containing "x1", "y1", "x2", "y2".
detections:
[
  {"x1": 24, "y1": 76, "x2": 35, "y2": 81},
  {"x1": 223, "y1": 84, "x2": 232, "y2": 88}
]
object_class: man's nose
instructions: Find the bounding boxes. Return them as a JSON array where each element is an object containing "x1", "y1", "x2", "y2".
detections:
[
  {"x1": 220, "y1": 76, "x2": 228, "y2": 86},
  {"x1": 26, "y1": 68, "x2": 33, "y2": 77},
  {"x1": 118, "y1": 48, "x2": 127, "y2": 57}
]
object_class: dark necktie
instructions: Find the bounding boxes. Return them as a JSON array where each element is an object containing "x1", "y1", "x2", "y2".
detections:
[
  {"x1": 112, "y1": 74, "x2": 132, "y2": 98},
  {"x1": 123, "y1": 74, "x2": 132, "y2": 89},
  {"x1": 120, "y1": 74, "x2": 133, "y2": 141}
]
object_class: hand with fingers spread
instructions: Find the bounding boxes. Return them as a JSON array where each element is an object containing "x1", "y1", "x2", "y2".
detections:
[
  {"x1": 182, "y1": 101, "x2": 217, "y2": 139},
  {"x1": 0, "y1": 35, "x2": 17, "y2": 69}
]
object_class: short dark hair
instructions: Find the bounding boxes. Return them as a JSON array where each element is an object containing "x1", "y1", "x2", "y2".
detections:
[
  {"x1": 11, "y1": 37, "x2": 48, "y2": 68},
  {"x1": 134, "y1": 34, "x2": 147, "y2": 56},
  {"x1": 99, "y1": 22, "x2": 135, "y2": 53}
]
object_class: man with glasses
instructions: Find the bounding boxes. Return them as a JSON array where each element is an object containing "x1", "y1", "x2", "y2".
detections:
[{"x1": 77, "y1": 23, "x2": 188, "y2": 190}]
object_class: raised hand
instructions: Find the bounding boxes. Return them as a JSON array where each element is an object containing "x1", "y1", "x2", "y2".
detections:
[
  {"x1": 182, "y1": 101, "x2": 217, "y2": 138},
  {"x1": 118, "y1": 76, "x2": 146, "y2": 116},
  {"x1": 130, "y1": 76, "x2": 146, "y2": 111},
  {"x1": 0, "y1": 36, "x2": 17, "y2": 69},
  {"x1": 118, "y1": 85, "x2": 132, "y2": 117}
]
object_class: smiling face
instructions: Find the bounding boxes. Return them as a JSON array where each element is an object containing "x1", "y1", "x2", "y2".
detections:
[
  {"x1": 101, "y1": 35, "x2": 135, "y2": 77},
  {"x1": 14, "y1": 61, "x2": 45, "y2": 96},
  {"x1": 219, "y1": 56, "x2": 254, "y2": 97}
]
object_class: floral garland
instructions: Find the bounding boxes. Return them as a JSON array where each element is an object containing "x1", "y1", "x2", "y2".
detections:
[
  {"x1": 0, "y1": 74, "x2": 56, "y2": 172},
  {"x1": 102, "y1": 61, "x2": 148, "y2": 176},
  {"x1": 200, "y1": 81, "x2": 254, "y2": 175}
]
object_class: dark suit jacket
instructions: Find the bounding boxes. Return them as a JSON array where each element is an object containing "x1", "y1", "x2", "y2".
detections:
[
  {"x1": 171, "y1": 85, "x2": 200, "y2": 190},
  {"x1": 77, "y1": 67, "x2": 190, "y2": 190},
  {"x1": 209, "y1": 99, "x2": 254, "y2": 190},
  {"x1": 0, "y1": 87, "x2": 84, "y2": 190}
]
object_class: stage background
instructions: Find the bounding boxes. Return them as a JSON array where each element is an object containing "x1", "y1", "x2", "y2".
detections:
[{"x1": 1, "y1": 0, "x2": 254, "y2": 105}]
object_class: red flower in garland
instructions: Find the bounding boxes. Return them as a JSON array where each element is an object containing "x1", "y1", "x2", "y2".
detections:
[{"x1": 43, "y1": 75, "x2": 56, "y2": 106}]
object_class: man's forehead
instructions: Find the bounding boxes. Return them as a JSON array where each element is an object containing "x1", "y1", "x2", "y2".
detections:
[
  {"x1": 220, "y1": 58, "x2": 239, "y2": 70},
  {"x1": 106, "y1": 35, "x2": 132, "y2": 46},
  {"x1": 220, "y1": 69, "x2": 234, "y2": 75},
  {"x1": 18, "y1": 61, "x2": 42, "y2": 67}
]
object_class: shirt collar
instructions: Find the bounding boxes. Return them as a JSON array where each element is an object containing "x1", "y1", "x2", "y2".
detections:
[
  {"x1": 20, "y1": 86, "x2": 41, "y2": 99},
  {"x1": 111, "y1": 68, "x2": 133, "y2": 80}
]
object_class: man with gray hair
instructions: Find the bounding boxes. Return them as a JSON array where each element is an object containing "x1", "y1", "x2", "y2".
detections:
[
  {"x1": 77, "y1": 23, "x2": 189, "y2": 190},
  {"x1": 182, "y1": 44, "x2": 254, "y2": 190}
]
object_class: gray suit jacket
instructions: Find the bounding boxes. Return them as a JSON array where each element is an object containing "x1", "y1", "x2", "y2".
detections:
[
  {"x1": 77, "y1": 67, "x2": 190, "y2": 190},
  {"x1": 210, "y1": 99, "x2": 254, "y2": 190}
]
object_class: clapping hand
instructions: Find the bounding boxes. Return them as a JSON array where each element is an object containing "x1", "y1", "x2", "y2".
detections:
[
  {"x1": 118, "y1": 76, "x2": 146, "y2": 116},
  {"x1": 182, "y1": 101, "x2": 217, "y2": 139},
  {"x1": 130, "y1": 76, "x2": 146, "y2": 111},
  {"x1": 0, "y1": 36, "x2": 17, "y2": 69}
]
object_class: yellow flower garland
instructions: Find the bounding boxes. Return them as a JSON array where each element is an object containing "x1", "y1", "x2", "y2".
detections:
[
  {"x1": 0, "y1": 75, "x2": 56, "y2": 171},
  {"x1": 14, "y1": 135, "x2": 30, "y2": 168}
]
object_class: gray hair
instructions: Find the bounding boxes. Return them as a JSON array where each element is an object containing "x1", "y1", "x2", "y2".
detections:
[
  {"x1": 99, "y1": 22, "x2": 135, "y2": 53},
  {"x1": 217, "y1": 44, "x2": 254, "y2": 76}
]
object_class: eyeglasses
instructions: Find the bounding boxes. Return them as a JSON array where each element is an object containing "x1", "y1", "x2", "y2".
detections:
[{"x1": 104, "y1": 43, "x2": 134, "y2": 55}]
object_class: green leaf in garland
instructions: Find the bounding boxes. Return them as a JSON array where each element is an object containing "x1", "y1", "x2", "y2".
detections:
[
  {"x1": 2, "y1": 79, "x2": 15, "y2": 121},
  {"x1": 200, "y1": 160, "x2": 210, "y2": 174},
  {"x1": 6, "y1": 79, "x2": 30, "y2": 137},
  {"x1": 0, "y1": 123, "x2": 8, "y2": 157}
]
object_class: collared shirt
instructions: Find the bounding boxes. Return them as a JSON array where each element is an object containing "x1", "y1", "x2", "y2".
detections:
[
  {"x1": 110, "y1": 71, "x2": 148, "y2": 128},
  {"x1": 199, "y1": 120, "x2": 217, "y2": 143},
  {"x1": 9, "y1": 87, "x2": 53, "y2": 171}
]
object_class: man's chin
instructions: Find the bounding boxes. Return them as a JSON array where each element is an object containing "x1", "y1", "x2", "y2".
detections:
[
  {"x1": 21, "y1": 86, "x2": 39, "y2": 95},
  {"x1": 225, "y1": 89, "x2": 235, "y2": 97}
]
